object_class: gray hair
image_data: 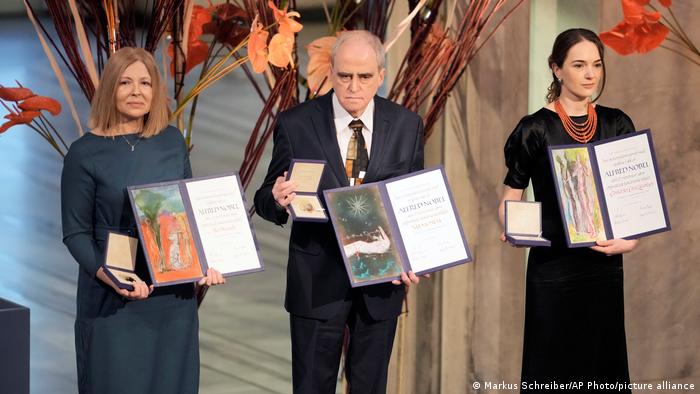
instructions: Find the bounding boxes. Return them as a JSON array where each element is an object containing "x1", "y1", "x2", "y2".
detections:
[{"x1": 331, "y1": 30, "x2": 386, "y2": 69}]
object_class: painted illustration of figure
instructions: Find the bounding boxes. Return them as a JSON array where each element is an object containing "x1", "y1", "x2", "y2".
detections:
[
  {"x1": 571, "y1": 153, "x2": 597, "y2": 237},
  {"x1": 557, "y1": 155, "x2": 580, "y2": 231},
  {"x1": 343, "y1": 226, "x2": 391, "y2": 256},
  {"x1": 175, "y1": 215, "x2": 194, "y2": 269},
  {"x1": 158, "y1": 212, "x2": 176, "y2": 272},
  {"x1": 566, "y1": 156, "x2": 586, "y2": 234},
  {"x1": 168, "y1": 231, "x2": 183, "y2": 270}
]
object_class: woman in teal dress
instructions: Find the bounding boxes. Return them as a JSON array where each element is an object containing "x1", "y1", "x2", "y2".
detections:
[{"x1": 61, "y1": 47, "x2": 224, "y2": 394}]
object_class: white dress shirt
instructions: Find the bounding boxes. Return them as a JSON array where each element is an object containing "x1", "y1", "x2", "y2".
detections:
[{"x1": 333, "y1": 93, "x2": 374, "y2": 163}]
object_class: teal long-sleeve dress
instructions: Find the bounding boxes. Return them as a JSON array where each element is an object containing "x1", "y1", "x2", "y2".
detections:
[{"x1": 61, "y1": 126, "x2": 199, "y2": 394}]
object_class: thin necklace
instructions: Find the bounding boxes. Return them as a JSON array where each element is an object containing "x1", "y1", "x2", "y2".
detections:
[
  {"x1": 554, "y1": 99, "x2": 597, "y2": 144},
  {"x1": 121, "y1": 134, "x2": 143, "y2": 152}
]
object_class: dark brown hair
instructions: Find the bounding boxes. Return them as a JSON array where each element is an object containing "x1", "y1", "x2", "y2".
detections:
[{"x1": 546, "y1": 28, "x2": 606, "y2": 103}]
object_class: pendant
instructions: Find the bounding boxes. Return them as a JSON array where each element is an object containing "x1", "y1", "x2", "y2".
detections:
[{"x1": 131, "y1": 146, "x2": 135, "y2": 152}]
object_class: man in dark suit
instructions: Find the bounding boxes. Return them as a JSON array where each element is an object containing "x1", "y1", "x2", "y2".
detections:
[{"x1": 254, "y1": 30, "x2": 424, "y2": 394}]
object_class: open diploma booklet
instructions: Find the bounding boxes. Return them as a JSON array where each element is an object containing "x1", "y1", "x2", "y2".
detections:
[
  {"x1": 324, "y1": 166, "x2": 472, "y2": 287},
  {"x1": 127, "y1": 173, "x2": 263, "y2": 286},
  {"x1": 548, "y1": 130, "x2": 671, "y2": 248},
  {"x1": 504, "y1": 201, "x2": 551, "y2": 247}
]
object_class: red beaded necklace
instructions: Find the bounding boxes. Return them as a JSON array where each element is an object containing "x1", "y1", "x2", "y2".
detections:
[{"x1": 554, "y1": 99, "x2": 597, "y2": 144}]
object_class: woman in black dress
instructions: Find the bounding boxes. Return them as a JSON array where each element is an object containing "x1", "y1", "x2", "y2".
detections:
[
  {"x1": 499, "y1": 29, "x2": 639, "y2": 392},
  {"x1": 61, "y1": 47, "x2": 224, "y2": 394}
]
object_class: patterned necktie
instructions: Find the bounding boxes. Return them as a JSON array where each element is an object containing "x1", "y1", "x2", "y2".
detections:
[{"x1": 345, "y1": 119, "x2": 369, "y2": 186}]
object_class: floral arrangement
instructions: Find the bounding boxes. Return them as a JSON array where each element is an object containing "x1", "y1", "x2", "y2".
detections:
[
  {"x1": 18, "y1": 0, "x2": 304, "y2": 189},
  {"x1": 10, "y1": 0, "x2": 526, "y2": 178},
  {"x1": 0, "y1": 84, "x2": 67, "y2": 156},
  {"x1": 167, "y1": 1, "x2": 304, "y2": 190},
  {"x1": 600, "y1": 0, "x2": 699, "y2": 67}
]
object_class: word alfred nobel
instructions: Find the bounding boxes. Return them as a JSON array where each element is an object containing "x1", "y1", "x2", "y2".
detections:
[
  {"x1": 604, "y1": 161, "x2": 649, "y2": 177},
  {"x1": 198, "y1": 203, "x2": 240, "y2": 216},
  {"x1": 399, "y1": 196, "x2": 446, "y2": 214}
]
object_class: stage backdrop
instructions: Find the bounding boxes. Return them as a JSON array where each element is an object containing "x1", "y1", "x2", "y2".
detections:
[{"x1": 386, "y1": 1, "x2": 530, "y2": 392}]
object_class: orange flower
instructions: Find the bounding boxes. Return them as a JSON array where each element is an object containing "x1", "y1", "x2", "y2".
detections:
[
  {"x1": 183, "y1": 40, "x2": 211, "y2": 74},
  {"x1": 202, "y1": 2, "x2": 249, "y2": 48},
  {"x1": 268, "y1": 1, "x2": 302, "y2": 38},
  {"x1": 621, "y1": 0, "x2": 661, "y2": 25},
  {"x1": 268, "y1": 33, "x2": 295, "y2": 68},
  {"x1": 306, "y1": 36, "x2": 336, "y2": 95},
  {"x1": 631, "y1": 0, "x2": 672, "y2": 7},
  {"x1": 600, "y1": 0, "x2": 669, "y2": 55},
  {"x1": 168, "y1": 5, "x2": 213, "y2": 75},
  {"x1": 600, "y1": 22, "x2": 638, "y2": 55},
  {"x1": 633, "y1": 22, "x2": 669, "y2": 53},
  {"x1": 19, "y1": 96, "x2": 62, "y2": 116},
  {"x1": 248, "y1": 15, "x2": 269, "y2": 73},
  {"x1": 4, "y1": 110, "x2": 40, "y2": 123},
  {"x1": 0, "y1": 110, "x2": 40, "y2": 134},
  {"x1": 247, "y1": 2, "x2": 304, "y2": 74},
  {"x1": 0, "y1": 120, "x2": 17, "y2": 133},
  {"x1": 0, "y1": 86, "x2": 35, "y2": 102}
]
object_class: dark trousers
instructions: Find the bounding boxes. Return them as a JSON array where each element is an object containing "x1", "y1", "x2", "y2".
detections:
[{"x1": 289, "y1": 294, "x2": 398, "y2": 394}]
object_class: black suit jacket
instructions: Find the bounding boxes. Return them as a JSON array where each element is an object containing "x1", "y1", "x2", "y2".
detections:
[{"x1": 254, "y1": 92, "x2": 424, "y2": 321}]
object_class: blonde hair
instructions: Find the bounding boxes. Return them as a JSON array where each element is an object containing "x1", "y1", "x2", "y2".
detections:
[{"x1": 89, "y1": 47, "x2": 170, "y2": 138}]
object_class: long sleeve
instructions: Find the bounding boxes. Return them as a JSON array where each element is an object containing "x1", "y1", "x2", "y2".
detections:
[
  {"x1": 254, "y1": 114, "x2": 293, "y2": 225},
  {"x1": 61, "y1": 146, "x2": 103, "y2": 277}
]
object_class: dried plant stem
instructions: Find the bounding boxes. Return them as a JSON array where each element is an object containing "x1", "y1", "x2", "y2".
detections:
[
  {"x1": 42, "y1": 0, "x2": 96, "y2": 100},
  {"x1": 389, "y1": 0, "x2": 524, "y2": 138},
  {"x1": 656, "y1": 14, "x2": 692, "y2": 52},
  {"x1": 172, "y1": 29, "x2": 255, "y2": 119},
  {"x1": 321, "y1": 0, "x2": 333, "y2": 26},
  {"x1": 666, "y1": 7, "x2": 698, "y2": 54},
  {"x1": 69, "y1": 0, "x2": 99, "y2": 86},
  {"x1": 235, "y1": 53, "x2": 267, "y2": 103},
  {"x1": 659, "y1": 44, "x2": 700, "y2": 67},
  {"x1": 38, "y1": 114, "x2": 70, "y2": 152},
  {"x1": 472, "y1": 0, "x2": 525, "y2": 56},
  {"x1": 384, "y1": 0, "x2": 428, "y2": 51},
  {"x1": 655, "y1": 4, "x2": 699, "y2": 55},
  {"x1": 239, "y1": 69, "x2": 298, "y2": 188},
  {"x1": 171, "y1": 56, "x2": 249, "y2": 118},
  {"x1": 24, "y1": 0, "x2": 85, "y2": 136},
  {"x1": 182, "y1": 40, "x2": 224, "y2": 145},
  {"x1": 26, "y1": 121, "x2": 66, "y2": 157}
]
